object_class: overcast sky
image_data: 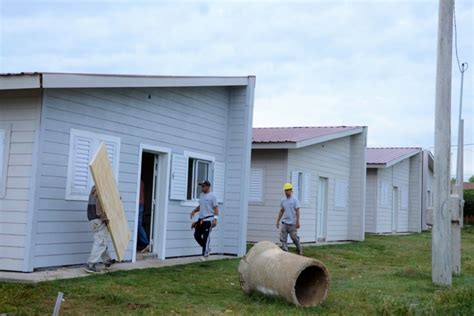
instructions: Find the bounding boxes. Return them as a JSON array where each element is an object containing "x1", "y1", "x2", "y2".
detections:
[{"x1": 1, "y1": 0, "x2": 473, "y2": 179}]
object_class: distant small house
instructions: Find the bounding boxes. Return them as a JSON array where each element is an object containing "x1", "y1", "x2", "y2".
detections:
[
  {"x1": 421, "y1": 150, "x2": 434, "y2": 230},
  {"x1": 247, "y1": 126, "x2": 368, "y2": 243},
  {"x1": 365, "y1": 147, "x2": 425, "y2": 234},
  {"x1": 0, "y1": 72, "x2": 256, "y2": 272},
  {"x1": 464, "y1": 182, "x2": 474, "y2": 190}
]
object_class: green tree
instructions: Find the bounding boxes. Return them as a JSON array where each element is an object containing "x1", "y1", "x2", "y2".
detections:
[{"x1": 469, "y1": 175, "x2": 474, "y2": 183}]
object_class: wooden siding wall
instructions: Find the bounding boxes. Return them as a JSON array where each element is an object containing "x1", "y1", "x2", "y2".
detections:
[
  {"x1": 0, "y1": 90, "x2": 41, "y2": 271},
  {"x1": 349, "y1": 129, "x2": 367, "y2": 241},
  {"x1": 408, "y1": 153, "x2": 422, "y2": 232},
  {"x1": 365, "y1": 169, "x2": 378, "y2": 233},
  {"x1": 32, "y1": 86, "x2": 244, "y2": 268},
  {"x1": 392, "y1": 159, "x2": 410, "y2": 232},
  {"x1": 287, "y1": 137, "x2": 352, "y2": 242},
  {"x1": 222, "y1": 86, "x2": 252, "y2": 255},
  {"x1": 376, "y1": 166, "x2": 394, "y2": 233},
  {"x1": 376, "y1": 159, "x2": 413, "y2": 233},
  {"x1": 247, "y1": 149, "x2": 288, "y2": 243}
]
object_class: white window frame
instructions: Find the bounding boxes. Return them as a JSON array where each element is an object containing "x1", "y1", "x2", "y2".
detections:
[
  {"x1": 249, "y1": 167, "x2": 265, "y2": 204},
  {"x1": 0, "y1": 123, "x2": 12, "y2": 199},
  {"x1": 180, "y1": 151, "x2": 215, "y2": 206},
  {"x1": 66, "y1": 128, "x2": 121, "y2": 201}
]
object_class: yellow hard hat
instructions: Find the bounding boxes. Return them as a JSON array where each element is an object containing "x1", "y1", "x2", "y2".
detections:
[{"x1": 283, "y1": 183, "x2": 293, "y2": 190}]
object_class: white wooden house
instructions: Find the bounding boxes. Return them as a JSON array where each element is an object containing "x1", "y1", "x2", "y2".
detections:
[
  {"x1": 0, "y1": 72, "x2": 255, "y2": 272},
  {"x1": 247, "y1": 126, "x2": 367, "y2": 243},
  {"x1": 365, "y1": 147, "x2": 423, "y2": 234}
]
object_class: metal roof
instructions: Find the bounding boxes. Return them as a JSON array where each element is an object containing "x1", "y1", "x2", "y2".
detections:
[
  {"x1": 252, "y1": 126, "x2": 364, "y2": 149},
  {"x1": 367, "y1": 147, "x2": 422, "y2": 168}
]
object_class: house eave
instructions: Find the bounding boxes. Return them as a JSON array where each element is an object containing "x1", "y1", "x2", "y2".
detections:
[{"x1": 252, "y1": 127, "x2": 364, "y2": 150}]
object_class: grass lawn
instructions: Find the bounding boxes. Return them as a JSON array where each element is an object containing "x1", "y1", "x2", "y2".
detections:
[{"x1": 1, "y1": 226, "x2": 474, "y2": 315}]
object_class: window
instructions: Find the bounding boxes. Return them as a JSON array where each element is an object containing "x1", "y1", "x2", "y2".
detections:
[
  {"x1": 0, "y1": 124, "x2": 11, "y2": 198},
  {"x1": 380, "y1": 181, "x2": 390, "y2": 207},
  {"x1": 170, "y1": 152, "x2": 225, "y2": 203},
  {"x1": 290, "y1": 171, "x2": 310, "y2": 205},
  {"x1": 66, "y1": 129, "x2": 121, "y2": 200},
  {"x1": 249, "y1": 168, "x2": 264, "y2": 203},
  {"x1": 187, "y1": 158, "x2": 211, "y2": 200},
  {"x1": 335, "y1": 178, "x2": 349, "y2": 209}
]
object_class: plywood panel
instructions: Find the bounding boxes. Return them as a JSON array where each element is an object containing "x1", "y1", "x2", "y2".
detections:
[{"x1": 89, "y1": 143, "x2": 130, "y2": 261}]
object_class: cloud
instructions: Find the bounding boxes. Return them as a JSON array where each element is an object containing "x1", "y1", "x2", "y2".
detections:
[{"x1": 0, "y1": 0, "x2": 473, "y2": 175}]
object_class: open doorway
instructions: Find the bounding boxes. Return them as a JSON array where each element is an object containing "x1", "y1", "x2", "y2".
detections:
[{"x1": 137, "y1": 152, "x2": 157, "y2": 254}]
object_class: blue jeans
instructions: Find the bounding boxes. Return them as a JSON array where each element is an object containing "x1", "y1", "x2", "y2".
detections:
[{"x1": 137, "y1": 205, "x2": 149, "y2": 245}]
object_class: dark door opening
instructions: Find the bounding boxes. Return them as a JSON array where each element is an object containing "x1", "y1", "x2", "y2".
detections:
[{"x1": 137, "y1": 152, "x2": 156, "y2": 252}]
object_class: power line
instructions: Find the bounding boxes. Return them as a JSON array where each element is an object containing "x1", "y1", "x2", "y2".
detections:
[{"x1": 453, "y1": 2, "x2": 469, "y2": 74}]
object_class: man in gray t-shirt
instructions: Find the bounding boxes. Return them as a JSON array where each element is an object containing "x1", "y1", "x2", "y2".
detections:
[
  {"x1": 276, "y1": 182, "x2": 302, "y2": 255},
  {"x1": 190, "y1": 180, "x2": 219, "y2": 259}
]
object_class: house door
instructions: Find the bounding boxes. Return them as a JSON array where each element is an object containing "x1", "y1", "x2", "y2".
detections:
[
  {"x1": 316, "y1": 177, "x2": 328, "y2": 241},
  {"x1": 392, "y1": 186, "x2": 399, "y2": 232},
  {"x1": 138, "y1": 152, "x2": 160, "y2": 254}
]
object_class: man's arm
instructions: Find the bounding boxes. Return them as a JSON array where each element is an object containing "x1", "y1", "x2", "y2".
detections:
[
  {"x1": 296, "y1": 207, "x2": 300, "y2": 229},
  {"x1": 276, "y1": 208, "x2": 284, "y2": 229},
  {"x1": 212, "y1": 206, "x2": 219, "y2": 226},
  {"x1": 190, "y1": 206, "x2": 200, "y2": 219}
]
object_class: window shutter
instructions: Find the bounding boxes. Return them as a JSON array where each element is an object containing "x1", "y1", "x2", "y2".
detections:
[
  {"x1": 69, "y1": 135, "x2": 93, "y2": 197},
  {"x1": 290, "y1": 171, "x2": 300, "y2": 200},
  {"x1": 380, "y1": 181, "x2": 390, "y2": 207},
  {"x1": 401, "y1": 185, "x2": 409, "y2": 209},
  {"x1": 170, "y1": 154, "x2": 188, "y2": 200},
  {"x1": 249, "y1": 168, "x2": 263, "y2": 202},
  {"x1": 213, "y1": 162, "x2": 225, "y2": 203},
  {"x1": 335, "y1": 178, "x2": 348, "y2": 209},
  {"x1": 302, "y1": 173, "x2": 311, "y2": 205},
  {"x1": 100, "y1": 140, "x2": 121, "y2": 181}
]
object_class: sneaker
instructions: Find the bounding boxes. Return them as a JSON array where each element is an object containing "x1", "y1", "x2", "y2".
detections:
[
  {"x1": 85, "y1": 265, "x2": 101, "y2": 274},
  {"x1": 297, "y1": 248, "x2": 303, "y2": 256},
  {"x1": 199, "y1": 256, "x2": 207, "y2": 262},
  {"x1": 104, "y1": 259, "x2": 116, "y2": 270}
]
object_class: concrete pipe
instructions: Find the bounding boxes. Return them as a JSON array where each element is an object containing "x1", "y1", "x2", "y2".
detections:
[{"x1": 238, "y1": 241, "x2": 330, "y2": 307}]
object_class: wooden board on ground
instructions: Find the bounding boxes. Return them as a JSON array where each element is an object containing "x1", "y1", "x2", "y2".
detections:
[{"x1": 90, "y1": 143, "x2": 130, "y2": 261}]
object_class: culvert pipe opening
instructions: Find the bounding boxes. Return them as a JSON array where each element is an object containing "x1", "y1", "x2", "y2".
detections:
[{"x1": 295, "y1": 264, "x2": 330, "y2": 307}]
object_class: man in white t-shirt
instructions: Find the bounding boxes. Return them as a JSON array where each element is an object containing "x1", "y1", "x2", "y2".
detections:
[
  {"x1": 190, "y1": 180, "x2": 219, "y2": 260},
  {"x1": 276, "y1": 182, "x2": 303, "y2": 255}
]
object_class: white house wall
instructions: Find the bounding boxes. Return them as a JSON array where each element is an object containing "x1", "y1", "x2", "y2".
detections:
[
  {"x1": 247, "y1": 149, "x2": 288, "y2": 243},
  {"x1": 348, "y1": 129, "x2": 367, "y2": 241},
  {"x1": 287, "y1": 137, "x2": 352, "y2": 242},
  {"x1": 376, "y1": 167, "x2": 394, "y2": 233},
  {"x1": 373, "y1": 156, "x2": 421, "y2": 234},
  {"x1": 31, "y1": 86, "x2": 250, "y2": 269},
  {"x1": 365, "y1": 169, "x2": 378, "y2": 233},
  {"x1": 0, "y1": 90, "x2": 41, "y2": 271},
  {"x1": 408, "y1": 153, "x2": 422, "y2": 232}
]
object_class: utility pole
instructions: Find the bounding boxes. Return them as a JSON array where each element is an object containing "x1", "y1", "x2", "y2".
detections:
[{"x1": 432, "y1": 0, "x2": 454, "y2": 286}]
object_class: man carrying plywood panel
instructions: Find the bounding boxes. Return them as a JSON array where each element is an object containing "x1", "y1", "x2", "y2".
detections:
[
  {"x1": 85, "y1": 143, "x2": 131, "y2": 273},
  {"x1": 85, "y1": 185, "x2": 115, "y2": 273}
]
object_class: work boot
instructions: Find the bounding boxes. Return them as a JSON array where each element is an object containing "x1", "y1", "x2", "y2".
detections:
[
  {"x1": 85, "y1": 264, "x2": 101, "y2": 274},
  {"x1": 104, "y1": 259, "x2": 116, "y2": 270}
]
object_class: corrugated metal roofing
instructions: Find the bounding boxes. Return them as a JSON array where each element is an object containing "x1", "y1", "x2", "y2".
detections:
[
  {"x1": 366, "y1": 147, "x2": 421, "y2": 165},
  {"x1": 252, "y1": 126, "x2": 360, "y2": 143}
]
